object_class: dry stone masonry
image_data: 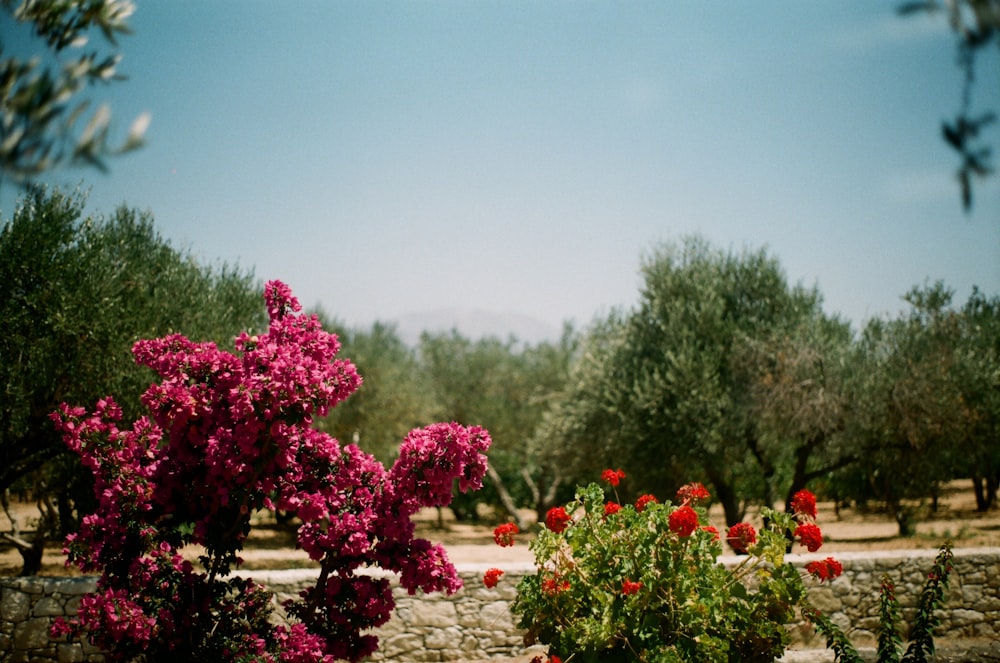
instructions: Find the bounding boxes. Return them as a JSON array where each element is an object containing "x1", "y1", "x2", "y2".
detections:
[{"x1": 3, "y1": 548, "x2": 999, "y2": 662}]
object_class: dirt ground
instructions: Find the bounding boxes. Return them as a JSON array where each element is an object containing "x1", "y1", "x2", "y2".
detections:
[{"x1": 3, "y1": 480, "x2": 1000, "y2": 576}]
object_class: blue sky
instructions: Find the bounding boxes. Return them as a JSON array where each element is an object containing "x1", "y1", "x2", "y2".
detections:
[{"x1": 6, "y1": 2, "x2": 999, "y2": 339}]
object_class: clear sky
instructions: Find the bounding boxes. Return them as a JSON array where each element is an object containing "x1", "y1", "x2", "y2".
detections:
[{"x1": 6, "y1": 2, "x2": 1000, "y2": 340}]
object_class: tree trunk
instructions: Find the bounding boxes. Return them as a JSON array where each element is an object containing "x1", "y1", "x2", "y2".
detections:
[
  {"x1": 988, "y1": 472, "x2": 1000, "y2": 511},
  {"x1": 487, "y1": 465, "x2": 528, "y2": 531},
  {"x1": 973, "y1": 475, "x2": 989, "y2": 512},
  {"x1": 0, "y1": 531, "x2": 45, "y2": 576},
  {"x1": 522, "y1": 467, "x2": 562, "y2": 525},
  {"x1": 894, "y1": 503, "x2": 916, "y2": 537},
  {"x1": 704, "y1": 465, "x2": 744, "y2": 527}
]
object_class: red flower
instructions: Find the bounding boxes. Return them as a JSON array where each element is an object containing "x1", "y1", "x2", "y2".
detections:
[
  {"x1": 603, "y1": 501, "x2": 622, "y2": 518},
  {"x1": 795, "y1": 523, "x2": 824, "y2": 552},
  {"x1": 701, "y1": 525, "x2": 720, "y2": 541},
  {"x1": 805, "y1": 557, "x2": 843, "y2": 582},
  {"x1": 493, "y1": 523, "x2": 519, "y2": 547},
  {"x1": 791, "y1": 489, "x2": 817, "y2": 520},
  {"x1": 545, "y1": 506, "x2": 572, "y2": 533},
  {"x1": 542, "y1": 575, "x2": 571, "y2": 595},
  {"x1": 635, "y1": 494, "x2": 658, "y2": 512},
  {"x1": 675, "y1": 482, "x2": 711, "y2": 506},
  {"x1": 483, "y1": 568, "x2": 504, "y2": 588},
  {"x1": 726, "y1": 522, "x2": 757, "y2": 554},
  {"x1": 621, "y1": 579, "x2": 643, "y2": 596},
  {"x1": 601, "y1": 468, "x2": 626, "y2": 486},
  {"x1": 668, "y1": 505, "x2": 699, "y2": 537}
]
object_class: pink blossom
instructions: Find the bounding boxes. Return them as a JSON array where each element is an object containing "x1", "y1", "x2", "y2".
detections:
[{"x1": 51, "y1": 281, "x2": 492, "y2": 662}]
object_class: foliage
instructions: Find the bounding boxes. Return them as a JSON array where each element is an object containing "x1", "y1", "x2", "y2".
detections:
[
  {"x1": 1, "y1": 0, "x2": 148, "y2": 186},
  {"x1": 540, "y1": 236, "x2": 833, "y2": 526},
  {"x1": 840, "y1": 284, "x2": 972, "y2": 535},
  {"x1": 737, "y1": 309, "x2": 856, "y2": 511},
  {"x1": 898, "y1": 0, "x2": 998, "y2": 210},
  {"x1": 493, "y1": 473, "x2": 840, "y2": 663},
  {"x1": 49, "y1": 281, "x2": 492, "y2": 662},
  {"x1": 958, "y1": 287, "x2": 1000, "y2": 510},
  {"x1": 418, "y1": 328, "x2": 575, "y2": 523},
  {"x1": 804, "y1": 543, "x2": 954, "y2": 663},
  {"x1": 315, "y1": 319, "x2": 439, "y2": 464},
  {"x1": 0, "y1": 186, "x2": 261, "y2": 514}
]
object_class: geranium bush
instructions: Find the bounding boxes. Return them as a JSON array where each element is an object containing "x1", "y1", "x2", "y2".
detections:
[
  {"x1": 491, "y1": 471, "x2": 841, "y2": 663},
  {"x1": 49, "y1": 280, "x2": 492, "y2": 662}
]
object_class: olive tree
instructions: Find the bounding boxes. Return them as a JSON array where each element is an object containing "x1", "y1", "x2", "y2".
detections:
[
  {"x1": 541, "y1": 236, "x2": 835, "y2": 526},
  {"x1": 1, "y1": 0, "x2": 148, "y2": 187},
  {"x1": 417, "y1": 329, "x2": 575, "y2": 527},
  {"x1": 841, "y1": 283, "x2": 970, "y2": 535},
  {"x1": 314, "y1": 319, "x2": 440, "y2": 465},
  {"x1": 0, "y1": 186, "x2": 261, "y2": 572}
]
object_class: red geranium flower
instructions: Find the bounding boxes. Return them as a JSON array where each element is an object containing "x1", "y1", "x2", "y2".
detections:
[
  {"x1": 726, "y1": 522, "x2": 757, "y2": 554},
  {"x1": 601, "y1": 468, "x2": 626, "y2": 486},
  {"x1": 701, "y1": 525, "x2": 720, "y2": 541},
  {"x1": 805, "y1": 557, "x2": 843, "y2": 582},
  {"x1": 542, "y1": 575, "x2": 571, "y2": 596},
  {"x1": 483, "y1": 567, "x2": 504, "y2": 588},
  {"x1": 795, "y1": 523, "x2": 823, "y2": 552},
  {"x1": 545, "y1": 506, "x2": 572, "y2": 533},
  {"x1": 791, "y1": 489, "x2": 818, "y2": 520},
  {"x1": 675, "y1": 482, "x2": 711, "y2": 506},
  {"x1": 493, "y1": 522, "x2": 519, "y2": 547},
  {"x1": 668, "y1": 505, "x2": 699, "y2": 537},
  {"x1": 635, "y1": 494, "x2": 658, "y2": 512},
  {"x1": 603, "y1": 501, "x2": 622, "y2": 518},
  {"x1": 621, "y1": 579, "x2": 643, "y2": 596}
]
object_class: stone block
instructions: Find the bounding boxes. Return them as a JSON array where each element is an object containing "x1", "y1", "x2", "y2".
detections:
[
  {"x1": 33, "y1": 597, "x2": 65, "y2": 617},
  {"x1": 58, "y1": 642, "x2": 84, "y2": 663},
  {"x1": 478, "y1": 601, "x2": 513, "y2": 631},
  {"x1": 13, "y1": 617, "x2": 51, "y2": 650},
  {"x1": 410, "y1": 601, "x2": 457, "y2": 628},
  {"x1": 379, "y1": 632, "x2": 424, "y2": 658},
  {"x1": 425, "y1": 625, "x2": 461, "y2": 649},
  {"x1": 1, "y1": 588, "x2": 31, "y2": 622}
]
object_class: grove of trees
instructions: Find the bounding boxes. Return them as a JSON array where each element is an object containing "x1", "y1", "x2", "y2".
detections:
[
  {"x1": 3, "y1": 189, "x2": 999, "y2": 576},
  {"x1": 535, "y1": 237, "x2": 999, "y2": 536}
]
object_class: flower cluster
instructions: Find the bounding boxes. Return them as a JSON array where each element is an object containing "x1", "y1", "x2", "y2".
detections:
[
  {"x1": 489, "y1": 471, "x2": 843, "y2": 662},
  {"x1": 668, "y1": 505, "x2": 698, "y2": 537},
  {"x1": 790, "y1": 489, "x2": 824, "y2": 552},
  {"x1": 792, "y1": 488, "x2": 818, "y2": 519},
  {"x1": 635, "y1": 493, "x2": 658, "y2": 512},
  {"x1": 544, "y1": 506, "x2": 572, "y2": 533},
  {"x1": 483, "y1": 568, "x2": 505, "y2": 589},
  {"x1": 50, "y1": 281, "x2": 492, "y2": 662},
  {"x1": 494, "y1": 523, "x2": 519, "y2": 547},
  {"x1": 601, "y1": 468, "x2": 626, "y2": 486},
  {"x1": 726, "y1": 521, "x2": 757, "y2": 554},
  {"x1": 805, "y1": 557, "x2": 844, "y2": 583},
  {"x1": 675, "y1": 482, "x2": 711, "y2": 506}
]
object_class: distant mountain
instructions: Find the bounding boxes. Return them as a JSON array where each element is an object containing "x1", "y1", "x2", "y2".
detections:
[{"x1": 392, "y1": 308, "x2": 562, "y2": 347}]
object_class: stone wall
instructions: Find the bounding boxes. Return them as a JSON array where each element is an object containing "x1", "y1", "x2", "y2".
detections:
[{"x1": 3, "y1": 548, "x2": 999, "y2": 662}]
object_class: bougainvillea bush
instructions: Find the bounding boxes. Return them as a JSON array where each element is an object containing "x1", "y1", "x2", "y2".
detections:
[
  {"x1": 49, "y1": 280, "x2": 492, "y2": 662},
  {"x1": 492, "y1": 472, "x2": 840, "y2": 663}
]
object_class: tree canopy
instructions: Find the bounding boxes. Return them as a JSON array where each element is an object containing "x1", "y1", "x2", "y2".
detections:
[{"x1": 0, "y1": 186, "x2": 262, "y2": 501}]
